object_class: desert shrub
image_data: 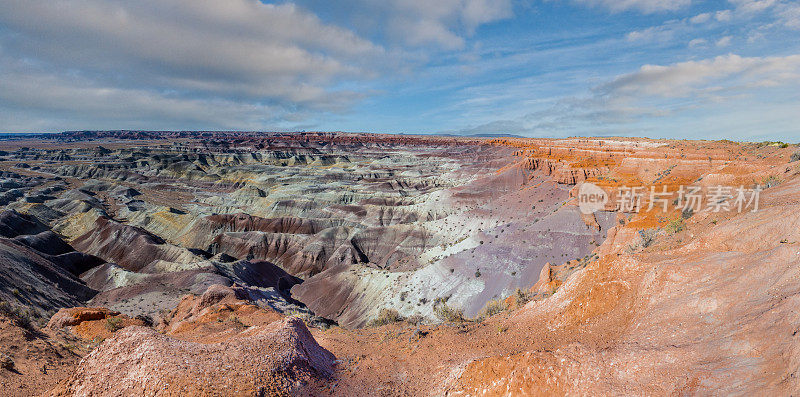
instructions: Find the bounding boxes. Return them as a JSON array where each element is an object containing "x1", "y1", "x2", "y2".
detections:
[
  {"x1": 514, "y1": 288, "x2": 532, "y2": 306},
  {"x1": 89, "y1": 336, "x2": 106, "y2": 350},
  {"x1": 405, "y1": 314, "x2": 424, "y2": 326},
  {"x1": 226, "y1": 315, "x2": 248, "y2": 328},
  {"x1": 758, "y1": 141, "x2": 788, "y2": 148},
  {"x1": 135, "y1": 314, "x2": 154, "y2": 327},
  {"x1": 762, "y1": 175, "x2": 781, "y2": 188},
  {"x1": 791, "y1": 152, "x2": 800, "y2": 162},
  {"x1": 664, "y1": 218, "x2": 685, "y2": 234},
  {"x1": 639, "y1": 228, "x2": 660, "y2": 247},
  {"x1": 681, "y1": 207, "x2": 694, "y2": 219},
  {"x1": 0, "y1": 301, "x2": 12, "y2": 317},
  {"x1": 476, "y1": 299, "x2": 506, "y2": 322},
  {"x1": 368, "y1": 308, "x2": 403, "y2": 327},
  {"x1": 433, "y1": 302, "x2": 466, "y2": 323},
  {"x1": 105, "y1": 317, "x2": 124, "y2": 332},
  {"x1": 0, "y1": 301, "x2": 34, "y2": 331},
  {"x1": 408, "y1": 327, "x2": 428, "y2": 342},
  {"x1": 0, "y1": 353, "x2": 13, "y2": 370}
]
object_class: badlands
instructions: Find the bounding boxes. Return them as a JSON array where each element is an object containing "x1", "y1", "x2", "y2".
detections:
[{"x1": 0, "y1": 130, "x2": 799, "y2": 395}]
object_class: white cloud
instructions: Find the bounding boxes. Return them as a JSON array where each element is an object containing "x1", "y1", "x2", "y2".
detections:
[
  {"x1": 292, "y1": 0, "x2": 513, "y2": 50},
  {"x1": 729, "y1": 0, "x2": 779, "y2": 14},
  {"x1": 382, "y1": 0, "x2": 513, "y2": 49},
  {"x1": 747, "y1": 30, "x2": 766, "y2": 42},
  {"x1": 0, "y1": 0, "x2": 388, "y2": 105},
  {"x1": 454, "y1": 53, "x2": 800, "y2": 139},
  {"x1": 597, "y1": 54, "x2": 800, "y2": 99},
  {"x1": 716, "y1": 10, "x2": 734, "y2": 21},
  {"x1": 690, "y1": 13, "x2": 712, "y2": 24},
  {"x1": 626, "y1": 10, "x2": 733, "y2": 44},
  {"x1": 689, "y1": 38, "x2": 708, "y2": 47},
  {"x1": 626, "y1": 21, "x2": 684, "y2": 42},
  {"x1": 779, "y1": 3, "x2": 800, "y2": 29},
  {"x1": 716, "y1": 35, "x2": 733, "y2": 47},
  {"x1": 0, "y1": 59, "x2": 293, "y2": 131},
  {"x1": 574, "y1": 0, "x2": 692, "y2": 13},
  {"x1": 0, "y1": 0, "x2": 397, "y2": 130}
]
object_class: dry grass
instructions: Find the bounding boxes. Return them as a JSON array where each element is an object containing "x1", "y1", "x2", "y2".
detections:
[
  {"x1": 105, "y1": 317, "x2": 124, "y2": 332},
  {"x1": 476, "y1": 299, "x2": 507, "y2": 322},
  {"x1": 513, "y1": 288, "x2": 532, "y2": 306},
  {"x1": 368, "y1": 308, "x2": 403, "y2": 327},
  {"x1": 0, "y1": 300, "x2": 35, "y2": 331},
  {"x1": 405, "y1": 314, "x2": 425, "y2": 326},
  {"x1": 433, "y1": 301, "x2": 467, "y2": 323}
]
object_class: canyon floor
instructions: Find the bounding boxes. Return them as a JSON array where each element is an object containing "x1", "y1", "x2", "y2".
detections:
[{"x1": 0, "y1": 131, "x2": 799, "y2": 396}]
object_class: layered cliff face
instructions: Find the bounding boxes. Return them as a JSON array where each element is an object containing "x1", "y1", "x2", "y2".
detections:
[{"x1": 1, "y1": 132, "x2": 798, "y2": 395}]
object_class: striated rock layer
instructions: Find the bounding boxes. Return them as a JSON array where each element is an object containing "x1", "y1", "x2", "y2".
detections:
[{"x1": 1, "y1": 131, "x2": 798, "y2": 395}]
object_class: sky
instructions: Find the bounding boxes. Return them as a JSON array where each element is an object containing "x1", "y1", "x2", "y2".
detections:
[{"x1": 0, "y1": 0, "x2": 799, "y2": 140}]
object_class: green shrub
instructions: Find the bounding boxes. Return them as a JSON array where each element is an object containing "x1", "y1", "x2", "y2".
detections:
[
  {"x1": 762, "y1": 175, "x2": 781, "y2": 188},
  {"x1": 285, "y1": 309, "x2": 314, "y2": 325},
  {"x1": 664, "y1": 218, "x2": 685, "y2": 234},
  {"x1": 105, "y1": 317, "x2": 124, "y2": 332}
]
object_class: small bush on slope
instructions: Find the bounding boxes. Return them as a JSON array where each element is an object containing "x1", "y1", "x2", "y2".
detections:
[
  {"x1": 405, "y1": 314, "x2": 424, "y2": 326},
  {"x1": 105, "y1": 317, "x2": 124, "y2": 332},
  {"x1": 762, "y1": 175, "x2": 781, "y2": 188},
  {"x1": 0, "y1": 352, "x2": 14, "y2": 370},
  {"x1": 514, "y1": 288, "x2": 532, "y2": 306},
  {"x1": 0, "y1": 300, "x2": 35, "y2": 331},
  {"x1": 476, "y1": 299, "x2": 507, "y2": 322},
  {"x1": 665, "y1": 218, "x2": 685, "y2": 234},
  {"x1": 433, "y1": 299, "x2": 467, "y2": 323},
  {"x1": 639, "y1": 228, "x2": 661, "y2": 247},
  {"x1": 368, "y1": 308, "x2": 403, "y2": 327}
]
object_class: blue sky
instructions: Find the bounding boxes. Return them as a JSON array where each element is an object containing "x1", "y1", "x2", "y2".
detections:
[{"x1": 0, "y1": 0, "x2": 799, "y2": 140}]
